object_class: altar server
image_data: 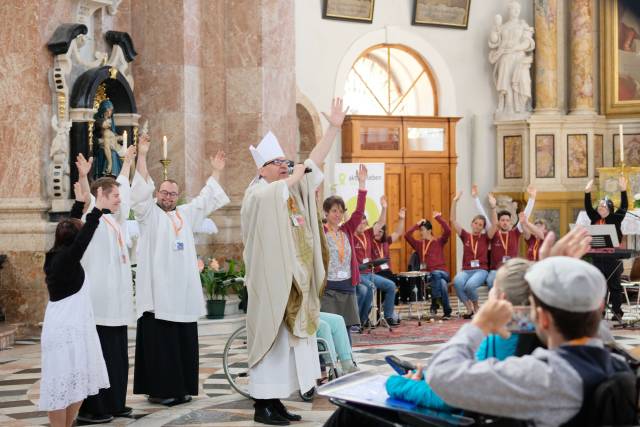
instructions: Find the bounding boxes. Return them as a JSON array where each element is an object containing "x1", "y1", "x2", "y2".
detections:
[
  {"x1": 131, "y1": 135, "x2": 229, "y2": 405},
  {"x1": 241, "y1": 98, "x2": 347, "y2": 425},
  {"x1": 74, "y1": 146, "x2": 136, "y2": 423}
]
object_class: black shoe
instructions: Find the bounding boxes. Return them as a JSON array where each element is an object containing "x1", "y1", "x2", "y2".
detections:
[
  {"x1": 254, "y1": 405, "x2": 290, "y2": 425},
  {"x1": 112, "y1": 406, "x2": 133, "y2": 417},
  {"x1": 441, "y1": 313, "x2": 452, "y2": 320},
  {"x1": 385, "y1": 317, "x2": 400, "y2": 327},
  {"x1": 271, "y1": 399, "x2": 302, "y2": 421},
  {"x1": 462, "y1": 313, "x2": 474, "y2": 320},
  {"x1": 168, "y1": 395, "x2": 192, "y2": 406},
  {"x1": 429, "y1": 307, "x2": 438, "y2": 316},
  {"x1": 76, "y1": 413, "x2": 114, "y2": 424},
  {"x1": 148, "y1": 396, "x2": 176, "y2": 405}
]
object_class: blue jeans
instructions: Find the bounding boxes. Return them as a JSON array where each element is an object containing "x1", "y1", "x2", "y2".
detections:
[
  {"x1": 486, "y1": 270, "x2": 498, "y2": 290},
  {"x1": 429, "y1": 270, "x2": 451, "y2": 315},
  {"x1": 317, "y1": 312, "x2": 353, "y2": 364},
  {"x1": 453, "y1": 269, "x2": 489, "y2": 303},
  {"x1": 361, "y1": 273, "x2": 397, "y2": 319},
  {"x1": 356, "y1": 281, "x2": 374, "y2": 324}
]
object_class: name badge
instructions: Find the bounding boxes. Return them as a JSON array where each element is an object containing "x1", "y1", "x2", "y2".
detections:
[
  {"x1": 174, "y1": 240, "x2": 185, "y2": 251},
  {"x1": 470, "y1": 259, "x2": 480, "y2": 268},
  {"x1": 336, "y1": 270, "x2": 349, "y2": 279},
  {"x1": 420, "y1": 263, "x2": 426, "y2": 270},
  {"x1": 502, "y1": 255, "x2": 511, "y2": 263},
  {"x1": 362, "y1": 258, "x2": 370, "y2": 264},
  {"x1": 379, "y1": 263, "x2": 389, "y2": 271},
  {"x1": 290, "y1": 214, "x2": 305, "y2": 227}
]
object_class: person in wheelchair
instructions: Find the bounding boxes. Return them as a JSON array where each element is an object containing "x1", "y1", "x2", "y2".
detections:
[{"x1": 404, "y1": 212, "x2": 452, "y2": 319}]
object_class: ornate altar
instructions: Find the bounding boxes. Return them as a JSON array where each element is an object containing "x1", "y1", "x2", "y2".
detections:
[{"x1": 45, "y1": 0, "x2": 139, "y2": 215}]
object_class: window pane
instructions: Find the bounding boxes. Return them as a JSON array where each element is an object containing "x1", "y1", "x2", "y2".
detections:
[
  {"x1": 359, "y1": 126, "x2": 401, "y2": 151},
  {"x1": 407, "y1": 127, "x2": 444, "y2": 151}
]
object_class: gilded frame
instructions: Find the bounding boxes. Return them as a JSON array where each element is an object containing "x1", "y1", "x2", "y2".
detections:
[
  {"x1": 322, "y1": 0, "x2": 375, "y2": 23},
  {"x1": 412, "y1": 0, "x2": 471, "y2": 29},
  {"x1": 600, "y1": 0, "x2": 640, "y2": 116}
]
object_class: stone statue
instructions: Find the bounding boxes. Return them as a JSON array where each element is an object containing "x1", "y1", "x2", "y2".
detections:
[
  {"x1": 93, "y1": 99, "x2": 123, "y2": 178},
  {"x1": 488, "y1": 1, "x2": 535, "y2": 120},
  {"x1": 49, "y1": 116, "x2": 72, "y2": 198}
]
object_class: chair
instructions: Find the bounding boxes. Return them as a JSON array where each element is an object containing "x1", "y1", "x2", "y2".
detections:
[{"x1": 621, "y1": 257, "x2": 640, "y2": 319}]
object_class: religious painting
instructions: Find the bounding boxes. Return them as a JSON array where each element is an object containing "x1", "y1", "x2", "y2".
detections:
[
  {"x1": 323, "y1": 0, "x2": 375, "y2": 23},
  {"x1": 503, "y1": 135, "x2": 522, "y2": 179},
  {"x1": 613, "y1": 133, "x2": 640, "y2": 166},
  {"x1": 601, "y1": 0, "x2": 640, "y2": 115},
  {"x1": 594, "y1": 134, "x2": 604, "y2": 176},
  {"x1": 412, "y1": 0, "x2": 471, "y2": 29},
  {"x1": 535, "y1": 134, "x2": 554, "y2": 178},
  {"x1": 534, "y1": 209, "x2": 560, "y2": 238},
  {"x1": 567, "y1": 134, "x2": 588, "y2": 178}
]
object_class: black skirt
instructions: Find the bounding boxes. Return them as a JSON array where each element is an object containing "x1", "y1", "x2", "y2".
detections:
[
  {"x1": 80, "y1": 325, "x2": 129, "y2": 416},
  {"x1": 133, "y1": 312, "x2": 199, "y2": 398}
]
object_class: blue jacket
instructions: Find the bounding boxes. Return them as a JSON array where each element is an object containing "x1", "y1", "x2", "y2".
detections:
[{"x1": 385, "y1": 333, "x2": 520, "y2": 410}]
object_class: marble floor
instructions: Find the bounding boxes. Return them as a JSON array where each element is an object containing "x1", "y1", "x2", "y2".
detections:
[{"x1": 0, "y1": 321, "x2": 638, "y2": 427}]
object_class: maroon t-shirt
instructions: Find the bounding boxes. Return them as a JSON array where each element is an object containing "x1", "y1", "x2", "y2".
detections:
[
  {"x1": 370, "y1": 234, "x2": 393, "y2": 273},
  {"x1": 490, "y1": 228, "x2": 521, "y2": 270},
  {"x1": 353, "y1": 229, "x2": 374, "y2": 273},
  {"x1": 525, "y1": 235, "x2": 543, "y2": 261},
  {"x1": 404, "y1": 216, "x2": 450, "y2": 273},
  {"x1": 459, "y1": 229, "x2": 490, "y2": 270}
]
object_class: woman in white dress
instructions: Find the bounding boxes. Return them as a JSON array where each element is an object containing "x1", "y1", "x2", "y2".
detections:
[{"x1": 40, "y1": 173, "x2": 110, "y2": 427}]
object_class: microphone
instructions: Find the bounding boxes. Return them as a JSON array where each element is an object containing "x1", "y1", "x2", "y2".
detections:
[{"x1": 288, "y1": 165, "x2": 313, "y2": 175}]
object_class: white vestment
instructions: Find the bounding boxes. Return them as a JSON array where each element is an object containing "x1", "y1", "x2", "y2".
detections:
[
  {"x1": 131, "y1": 172, "x2": 230, "y2": 322},
  {"x1": 81, "y1": 175, "x2": 135, "y2": 326},
  {"x1": 241, "y1": 159, "x2": 324, "y2": 398}
]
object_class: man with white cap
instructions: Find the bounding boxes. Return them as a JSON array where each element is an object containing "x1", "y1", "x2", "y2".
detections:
[
  {"x1": 241, "y1": 98, "x2": 347, "y2": 425},
  {"x1": 421, "y1": 256, "x2": 635, "y2": 426}
]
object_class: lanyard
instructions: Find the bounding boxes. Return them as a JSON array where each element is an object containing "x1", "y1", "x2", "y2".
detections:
[
  {"x1": 329, "y1": 230, "x2": 346, "y2": 263},
  {"x1": 167, "y1": 210, "x2": 184, "y2": 237},
  {"x1": 102, "y1": 215, "x2": 124, "y2": 251},
  {"x1": 532, "y1": 238, "x2": 541, "y2": 261},
  {"x1": 597, "y1": 218, "x2": 606, "y2": 225},
  {"x1": 469, "y1": 233, "x2": 479, "y2": 259},
  {"x1": 355, "y1": 234, "x2": 368, "y2": 255},
  {"x1": 566, "y1": 337, "x2": 591, "y2": 346},
  {"x1": 422, "y1": 239, "x2": 433, "y2": 262},
  {"x1": 375, "y1": 239, "x2": 385, "y2": 259},
  {"x1": 498, "y1": 230, "x2": 509, "y2": 252}
]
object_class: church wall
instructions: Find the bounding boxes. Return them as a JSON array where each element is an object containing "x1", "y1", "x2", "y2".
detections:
[{"x1": 295, "y1": 0, "x2": 533, "y2": 268}]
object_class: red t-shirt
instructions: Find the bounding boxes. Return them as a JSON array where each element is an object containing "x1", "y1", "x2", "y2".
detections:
[
  {"x1": 370, "y1": 234, "x2": 393, "y2": 273},
  {"x1": 490, "y1": 228, "x2": 521, "y2": 270},
  {"x1": 404, "y1": 216, "x2": 450, "y2": 273},
  {"x1": 353, "y1": 229, "x2": 373, "y2": 273},
  {"x1": 525, "y1": 235, "x2": 543, "y2": 261},
  {"x1": 459, "y1": 229, "x2": 490, "y2": 270}
]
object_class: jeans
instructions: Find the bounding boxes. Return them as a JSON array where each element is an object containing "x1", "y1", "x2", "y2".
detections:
[
  {"x1": 317, "y1": 312, "x2": 353, "y2": 364},
  {"x1": 429, "y1": 270, "x2": 451, "y2": 315},
  {"x1": 486, "y1": 270, "x2": 497, "y2": 290},
  {"x1": 361, "y1": 273, "x2": 397, "y2": 319},
  {"x1": 356, "y1": 281, "x2": 374, "y2": 324},
  {"x1": 453, "y1": 269, "x2": 489, "y2": 303}
]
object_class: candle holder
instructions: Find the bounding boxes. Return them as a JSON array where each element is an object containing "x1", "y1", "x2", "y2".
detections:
[{"x1": 160, "y1": 159, "x2": 171, "y2": 181}]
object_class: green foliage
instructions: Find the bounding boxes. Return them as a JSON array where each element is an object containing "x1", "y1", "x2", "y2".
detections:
[{"x1": 199, "y1": 258, "x2": 245, "y2": 301}]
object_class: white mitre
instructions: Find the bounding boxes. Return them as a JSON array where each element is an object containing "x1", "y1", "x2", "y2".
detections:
[{"x1": 249, "y1": 131, "x2": 285, "y2": 168}]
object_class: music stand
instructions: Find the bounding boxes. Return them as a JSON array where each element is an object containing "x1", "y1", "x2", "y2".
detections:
[
  {"x1": 359, "y1": 258, "x2": 393, "y2": 333},
  {"x1": 571, "y1": 224, "x2": 619, "y2": 248}
]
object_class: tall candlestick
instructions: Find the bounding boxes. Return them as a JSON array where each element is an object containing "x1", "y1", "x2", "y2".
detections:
[
  {"x1": 163, "y1": 135, "x2": 168, "y2": 160},
  {"x1": 619, "y1": 124, "x2": 625, "y2": 164},
  {"x1": 122, "y1": 130, "x2": 127, "y2": 150}
]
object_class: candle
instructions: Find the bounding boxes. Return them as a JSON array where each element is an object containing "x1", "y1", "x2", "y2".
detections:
[
  {"x1": 619, "y1": 124, "x2": 625, "y2": 164},
  {"x1": 163, "y1": 135, "x2": 168, "y2": 160},
  {"x1": 122, "y1": 130, "x2": 127, "y2": 150}
]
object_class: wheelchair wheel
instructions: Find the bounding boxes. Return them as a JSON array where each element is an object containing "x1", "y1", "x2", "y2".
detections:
[{"x1": 223, "y1": 325, "x2": 251, "y2": 398}]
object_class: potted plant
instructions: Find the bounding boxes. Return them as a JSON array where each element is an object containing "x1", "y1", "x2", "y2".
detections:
[{"x1": 199, "y1": 258, "x2": 244, "y2": 319}]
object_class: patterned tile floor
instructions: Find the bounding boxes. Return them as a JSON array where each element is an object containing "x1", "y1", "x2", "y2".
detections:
[{"x1": 0, "y1": 317, "x2": 638, "y2": 426}]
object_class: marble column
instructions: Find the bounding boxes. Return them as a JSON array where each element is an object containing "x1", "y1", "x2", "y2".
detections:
[
  {"x1": 569, "y1": 0, "x2": 595, "y2": 114},
  {"x1": 533, "y1": 0, "x2": 559, "y2": 112}
]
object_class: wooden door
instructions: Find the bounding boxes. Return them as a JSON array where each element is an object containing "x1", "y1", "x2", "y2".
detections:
[
  {"x1": 404, "y1": 163, "x2": 454, "y2": 273},
  {"x1": 384, "y1": 163, "x2": 405, "y2": 272}
]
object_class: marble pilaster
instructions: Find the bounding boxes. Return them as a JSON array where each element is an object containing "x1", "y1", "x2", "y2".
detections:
[
  {"x1": 533, "y1": 0, "x2": 559, "y2": 112},
  {"x1": 569, "y1": 0, "x2": 595, "y2": 114}
]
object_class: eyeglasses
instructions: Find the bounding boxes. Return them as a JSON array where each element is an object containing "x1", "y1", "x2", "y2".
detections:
[
  {"x1": 159, "y1": 190, "x2": 179, "y2": 198},
  {"x1": 263, "y1": 159, "x2": 293, "y2": 168}
]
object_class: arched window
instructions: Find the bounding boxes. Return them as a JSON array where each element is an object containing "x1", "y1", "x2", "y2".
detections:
[{"x1": 344, "y1": 44, "x2": 438, "y2": 116}]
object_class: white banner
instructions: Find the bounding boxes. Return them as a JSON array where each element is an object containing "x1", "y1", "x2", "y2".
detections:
[{"x1": 334, "y1": 163, "x2": 385, "y2": 224}]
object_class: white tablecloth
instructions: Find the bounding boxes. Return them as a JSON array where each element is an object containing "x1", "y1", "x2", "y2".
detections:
[{"x1": 575, "y1": 209, "x2": 640, "y2": 235}]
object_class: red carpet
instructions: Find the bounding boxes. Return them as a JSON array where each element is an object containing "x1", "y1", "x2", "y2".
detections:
[{"x1": 352, "y1": 317, "x2": 469, "y2": 347}]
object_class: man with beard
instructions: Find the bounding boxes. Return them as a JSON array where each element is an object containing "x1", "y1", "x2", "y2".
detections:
[{"x1": 131, "y1": 135, "x2": 229, "y2": 405}]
